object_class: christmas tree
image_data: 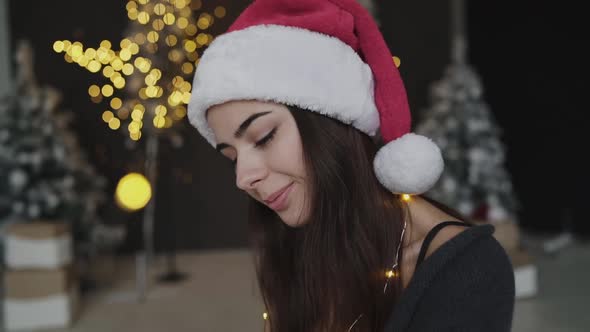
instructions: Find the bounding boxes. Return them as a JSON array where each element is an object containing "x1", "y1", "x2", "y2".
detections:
[
  {"x1": 0, "y1": 41, "x2": 121, "y2": 261},
  {"x1": 415, "y1": 2, "x2": 518, "y2": 223}
]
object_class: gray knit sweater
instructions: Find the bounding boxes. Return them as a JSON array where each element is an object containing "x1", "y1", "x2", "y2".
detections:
[{"x1": 384, "y1": 224, "x2": 516, "y2": 331}]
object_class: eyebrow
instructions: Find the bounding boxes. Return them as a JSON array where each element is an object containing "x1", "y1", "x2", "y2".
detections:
[{"x1": 215, "y1": 111, "x2": 273, "y2": 152}]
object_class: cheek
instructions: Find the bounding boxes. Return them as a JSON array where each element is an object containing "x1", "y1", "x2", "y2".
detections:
[{"x1": 269, "y1": 127, "x2": 306, "y2": 178}]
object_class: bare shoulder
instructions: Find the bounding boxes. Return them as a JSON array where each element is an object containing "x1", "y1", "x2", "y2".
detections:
[{"x1": 423, "y1": 222, "x2": 470, "y2": 260}]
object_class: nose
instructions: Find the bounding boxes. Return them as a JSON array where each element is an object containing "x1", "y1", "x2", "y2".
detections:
[{"x1": 235, "y1": 154, "x2": 268, "y2": 191}]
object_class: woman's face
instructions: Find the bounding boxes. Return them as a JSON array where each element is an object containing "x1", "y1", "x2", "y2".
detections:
[{"x1": 207, "y1": 100, "x2": 310, "y2": 227}]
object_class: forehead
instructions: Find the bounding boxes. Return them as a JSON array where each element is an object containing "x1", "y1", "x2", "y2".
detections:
[
  {"x1": 207, "y1": 100, "x2": 260, "y2": 122},
  {"x1": 207, "y1": 100, "x2": 284, "y2": 131}
]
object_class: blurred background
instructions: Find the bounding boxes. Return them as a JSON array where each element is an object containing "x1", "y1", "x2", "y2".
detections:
[{"x1": 0, "y1": 0, "x2": 587, "y2": 331}]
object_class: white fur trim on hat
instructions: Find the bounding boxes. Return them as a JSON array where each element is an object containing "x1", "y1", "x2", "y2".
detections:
[
  {"x1": 188, "y1": 24, "x2": 380, "y2": 146},
  {"x1": 373, "y1": 133, "x2": 444, "y2": 194}
]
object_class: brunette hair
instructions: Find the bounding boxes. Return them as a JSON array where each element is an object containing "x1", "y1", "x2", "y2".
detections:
[{"x1": 246, "y1": 104, "x2": 414, "y2": 331}]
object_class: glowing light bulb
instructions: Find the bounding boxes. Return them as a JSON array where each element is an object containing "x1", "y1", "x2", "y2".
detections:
[{"x1": 115, "y1": 173, "x2": 152, "y2": 211}]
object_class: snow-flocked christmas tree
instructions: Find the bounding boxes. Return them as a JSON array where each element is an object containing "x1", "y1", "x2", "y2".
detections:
[
  {"x1": 415, "y1": 2, "x2": 519, "y2": 223},
  {"x1": 0, "y1": 41, "x2": 122, "y2": 261}
]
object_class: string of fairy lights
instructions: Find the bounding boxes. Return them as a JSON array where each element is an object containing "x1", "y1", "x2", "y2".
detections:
[
  {"x1": 52, "y1": 0, "x2": 226, "y2": 141},
  {"x1": 262, "y1": 193, "x2": 412, "y2": 330}
]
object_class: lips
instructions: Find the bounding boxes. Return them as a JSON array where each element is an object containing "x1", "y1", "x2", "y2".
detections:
[
  {"x1": 264, "y1": 183, "x2": 294, "y2": 212},
  {"x1": 263, "y1": 182, "x2": 294, "y2": 203}
]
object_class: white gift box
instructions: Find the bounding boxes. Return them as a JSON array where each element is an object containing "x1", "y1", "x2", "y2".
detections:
[
  {"x1": 4, "y1": 222, "x2": 72, "y2": 269},
  {"x1": 3, "y1": 287, "x2": 78, "y2": 331}
]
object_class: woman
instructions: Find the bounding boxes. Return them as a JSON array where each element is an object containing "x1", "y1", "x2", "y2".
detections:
[{"x1": 188, "y1": 0, "x2": 515, "y2": 331}]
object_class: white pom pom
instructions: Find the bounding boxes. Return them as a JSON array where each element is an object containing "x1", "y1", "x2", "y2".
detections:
[{"x1": 373, "y1": 133, "x2": 444, "y2": 194}]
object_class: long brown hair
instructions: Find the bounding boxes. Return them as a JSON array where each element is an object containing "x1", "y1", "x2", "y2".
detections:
[{"x1": 247, "y1": 105, "x2": 410, "y2": 331}]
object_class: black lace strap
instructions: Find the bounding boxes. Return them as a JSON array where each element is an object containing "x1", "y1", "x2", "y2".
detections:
[{"x1": 415, "y1": 221, "x2": 473, "y2": 269}]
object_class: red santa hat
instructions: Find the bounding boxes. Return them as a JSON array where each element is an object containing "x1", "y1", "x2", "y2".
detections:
[{"x1": 188, "y1": 0, "x2": 443, "y2": 195}]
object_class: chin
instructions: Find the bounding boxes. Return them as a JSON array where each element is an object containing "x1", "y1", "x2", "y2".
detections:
[{"x1": 278, "y1": 211, "x2": 309, "y2": 228}]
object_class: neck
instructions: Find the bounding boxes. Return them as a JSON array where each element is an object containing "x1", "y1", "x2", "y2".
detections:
[{"x1": 402, "y1": 196, "x2": 461, "y2": 247}]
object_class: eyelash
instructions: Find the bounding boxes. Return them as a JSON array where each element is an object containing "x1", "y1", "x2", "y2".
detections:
[{"x1": 232, "y1": 128, "x2": 277, "y2": 166}]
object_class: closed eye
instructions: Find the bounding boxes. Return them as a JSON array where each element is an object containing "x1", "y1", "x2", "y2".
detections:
[
  {"x1": 231, "y1": 127, "x2": 277, "y2": 167},
  {"x1": 254, "y1": 127, "x2": 277, "y2": 148}
]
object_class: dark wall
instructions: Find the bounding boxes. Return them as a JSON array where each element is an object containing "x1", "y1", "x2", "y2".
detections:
[
  {"x1": 379, "y1": 0, "x2": 451, "y2": 123},
  {"x1": 466, "y1": 2, "x2": 586, "y2": 233}
]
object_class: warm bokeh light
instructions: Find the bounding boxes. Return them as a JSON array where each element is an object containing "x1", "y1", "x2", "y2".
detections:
[
  {"x1": 185, "y1": 24, "x2": 197, "y2": 36},
  {"x1": 132, "y1": 109, "x2": 144, "y2": 121},
  {"x1": 147, "y1": 31, "x2": 159, "y2": 43},
  {"x1": 117, "y1": 108, "x2": 130, "y2": 120},
  {"x1": 91, "y1": 95, "x2": 103, "y2": 104},
  {"x1": 155, "y1": 105, "x2": 167, "y2": 116},
  {"x1": 134, "y1": 32, "x2": 146, "y2": 44},
  {"x1": 181, "y1": 62, "x2": 194, "y2": 74},
  {"x1": 139, "y1": 88, "x2": 148, "y2": 100},
  {"x1": 100, "y1": 40, "x2": 112, "y2": 49},
  {"x1": 122, "y1": 63, "x2": 135, "y2": 75},
  {"x1": 70, "y1": 44, "x2": 83, "y2": 57},
  {"x1": 153, "y1": 3, "x2": 166, "y2": 15},
  {"x1": 53, "y1": 41, "x2": 64, "y2": 52},
  {"x1": 112, "y1": 58, "x2": 124, "y2": 70},
  {"x1": 184, "y1": 40, "x2": 197, "y2": 53},
  {"x1": 114, "y1": 77, "x2": 126, "y2": 89},
  {"x1": 85, "y1": 48, "x2": 97, "y2": 58},
  {"x1": 153, "y1": 116, "x2": 165, "y2": 128},
  {"x1": 138, "y1": 11, "x2": 150, "y2": 24},
  {"x1": 167, "y1": 49, "x2": 182, "y2": 62},
  {"x1": 108, "y1": 117, "x2": 121, "y2": 130},
  {"x1": 115, "y1": 173, "x2": 152, "y2": 212},
  {"x1": 130, "y1": 131, "x2": 142, "y2": 141},
  {"x1": 129, "y1": 43, "x2": 140, "y2": 54},
  {"x1": 152, "y1": 19, "x2": 165, "y2": 31},
  {"x1": 128, "y1": 121, "x2": 141, "y2": 133},
  {"x1": 174, "y1": 106, "x2": 187, "y2": 119},
  {"x1": 87, "y1": 60, "x2": 101, "y2": 73},
  {"x1": 101, "y1": 84, "x2": 114, "y2": 97},
  {"x1": 56, "y1": 0, "x2": 224, "y2": 139},
  {"x1": 197, "y1": 16, "x2": 211, "y2": 30},
  {"x1": 102, "y1": 65, "x2": 114, "y2": 78},
  {"x1": 88, "y1": 85, "x2": 101, "y2": 97},
  {"x1": 126, "y1": 1, "x2": 137, "y2": 11},
  {"x1": 176, "y1": 17, "x2": 189, "y2": 29},
  {"x1": 102, "y1": 110, "x2": 114, "y2": 123},
  {"x1": 196, "y1": 33, "x2": 208, "y2": 45},
  {"x1": 165, "y1": 34, "x2": 178, "y2": 46},
  {"x1": 120, "y1": 49, "x2": 132, "y2": 61},
  {"x1": 192, "y1": 0, "x2": 202, "y2": 10},
  {"x1": 214, "y1": 6, "x2": 226, "y2": 18},
  {"x1": 164, "y1": 116, "x2": 173, "y2": 128},
  {"x1": 128, "y1": 8, "x2": 139, "y2": 20},
  {"x1": 181, "y1": 91, "x2": 191, "y2": 104},
  {"x1": 110, "y1": 98, "x2": 123, "y2": 110},
  {"x1": 174, "y1": 0, "x2": 188, "y2": 9},
  {"x1": 163, "y1": 13, "x2": 176, "y2": 25},
  {"x1": 385, "y1": 270, "x2": 398, "y2": 278}
]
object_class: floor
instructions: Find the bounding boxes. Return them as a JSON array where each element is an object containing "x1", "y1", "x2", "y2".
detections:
[
  {"x1": 511, "y1": 231, "x2": 590, "y2": 331},
  {"x1": 4, "y1": 231, "x2": 590, "y2": 332}
]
